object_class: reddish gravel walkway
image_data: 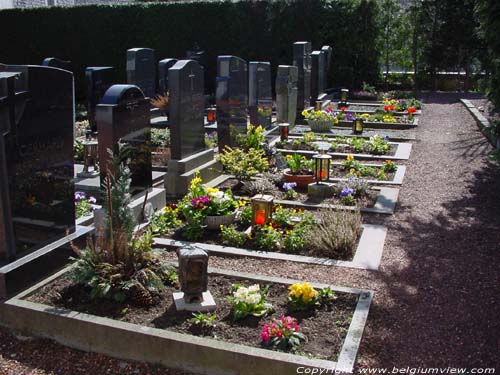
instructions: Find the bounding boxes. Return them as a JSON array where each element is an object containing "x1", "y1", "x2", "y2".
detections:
[{"x1": 0, "y1": 93, "x2": 499, "y2": 374}]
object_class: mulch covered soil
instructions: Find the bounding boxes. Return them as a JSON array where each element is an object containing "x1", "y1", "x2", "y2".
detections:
[
  {"x1": 26, "y1": 275, "x2": 357, "y2": 362},
  {"x1": 1, "y1": 92, "x2": 499, "y2": 374}
]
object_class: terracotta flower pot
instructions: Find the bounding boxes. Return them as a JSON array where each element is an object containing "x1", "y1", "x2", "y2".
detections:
[{"x1": 283, "y1": 169, "x2": 315, "y2": 189}]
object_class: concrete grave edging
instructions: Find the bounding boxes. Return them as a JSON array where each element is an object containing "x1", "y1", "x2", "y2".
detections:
[
  {"x1": 154, "y1": 223, "x2": 387, "y2": 271},
  {"x1": 0, "y1": 267, "x2": 373, "y2": 375}
]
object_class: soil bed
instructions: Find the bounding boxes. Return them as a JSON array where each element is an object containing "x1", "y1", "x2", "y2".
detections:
[
  {"x1": 217, "y1": 178, "x2": 378, "y2": 208},
  {"x1": 329, "y1": 165, "x2": 396, "y2": 181},
  {"x1": 26, "y1": 272, "x2": 358, "y2": 362}
]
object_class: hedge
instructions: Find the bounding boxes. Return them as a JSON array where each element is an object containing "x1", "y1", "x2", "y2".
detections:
[{"x1": 0, "y1": 0, "x2": 380, "y2": 101}]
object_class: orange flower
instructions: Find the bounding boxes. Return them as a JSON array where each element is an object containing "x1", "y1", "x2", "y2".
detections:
[{"x1": 407, "y1": 107, "x2": 416, "y2": 114}]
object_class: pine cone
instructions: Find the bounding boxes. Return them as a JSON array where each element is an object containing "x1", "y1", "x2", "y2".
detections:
[{"x1": 128, "y1": 284, "x2": 154, "y2": 307}]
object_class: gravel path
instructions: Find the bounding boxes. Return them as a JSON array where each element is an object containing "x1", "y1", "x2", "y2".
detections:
[{"x1": 1, "y1": 93, "x2": 499, "y2": 374}]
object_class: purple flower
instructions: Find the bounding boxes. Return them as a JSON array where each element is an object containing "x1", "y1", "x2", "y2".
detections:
[
  {"x1": 88, "y1": 196, "x2": 97, "y2": 204},
  {"x1": 191, "y1": 195, "x2": 210, "y2": 209},
  {"x1": 340, "y1": 187, "x2": 354, "y2": 197},
  {"x1": 383, "y1": 135, "x2": 390, "y2": 141},
  {"x1": 74, "y1": 191, "x2": 86, "y2": 202},
  {"x1": 283, "y1": 182, "x2": 297, "y2": 191},
  {"x1": 345, "y1": 112, "x2": 355, "y2": 121}
]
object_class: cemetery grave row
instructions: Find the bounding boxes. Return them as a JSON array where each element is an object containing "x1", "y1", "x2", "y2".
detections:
[{"x1": 0, "y1": 38, "x2": 421, "y2": 374}]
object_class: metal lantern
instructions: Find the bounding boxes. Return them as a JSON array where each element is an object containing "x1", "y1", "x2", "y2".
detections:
[
  {"x1": 315, "y1": 100, "x2": 323, "y2": 111},
  {"x1": 313, "y1": 154, "x2": 331, "y2": 183},
  {"x1": 251, "y1": 194, "x2": 274, "y2": 226},
  {"x1": 340, "y1": 88, "x2": 349, "y2": 103},
  {"x1": 353, "y1": 117, "x2": 364, "y2": 135},
  {"x1": 279, "y1": 123, "x2": 290, "y2": 141},
  {"x1": 177, "y1": 248, "x2": 209, "y2": 304},
  {"x1": 207, "y1": 107, "x2": 216, "y2": 124}
]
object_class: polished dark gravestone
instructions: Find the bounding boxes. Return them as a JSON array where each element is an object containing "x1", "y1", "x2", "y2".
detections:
[
  {"x1": 126, "y1": 48, "x2": 156, "y2": 98},
  {"x1": 166, "y1": 60, "x2": 220, "y2": 196},
  {"x1": 96, "y1": 85, "x2": 152, "y2": 195},
  {"x1": 275, "y1": 65, "x2": 298, "y2": 128},
  {"x1": 0, "y1": 65, "x2": 75, "y2": 257},
  {"x1": 310, "y1": 51, "x2": 325, "y2": 105},
  {"x1": 216, "y1": 55, "x2": 248, "y2": 150},
  {"x1": 85, "y1": 66, "x2": 114, "y2": 132},
  {"x1": 321, "y1": 45, "x2": 333, "y2": 88},
  {"x1": 292, "y1": 41, "x2": 312, "y2": 112},
  {"x1": 158, "y1": 58, "x2": 178, "y2": 95},
  {"x1": 249, "y1": 61, "x2": 272, "y2": 129},
  {"x1": 169, "y1": 60, "x2": 205, "y2": 160},
  {"x1": 41, "y1": 57, "x2": 72, "y2": 72},
  {"x1": 318, "y1": 49, "x2": 327, "y2": 94}
]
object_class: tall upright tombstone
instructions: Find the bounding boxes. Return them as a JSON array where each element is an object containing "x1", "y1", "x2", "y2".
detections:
[
  {"x1": 292, "y1": 41, "x2": 312, "y2": 112},
  {"x1": 321, "y1": 45, "x2": 333, "y2": 88},
  {"x1": 216, "y1": 56, "x2": 248, "y2": 150},
  {"x1": 126, "y1": 48, "x2": 156, "y2": 98},
  {"x1": 85, "y1": 66, "x2": 114, "y2": 132},
  {"x1": 249, "y1": 61, "x2": 272, "y2": 129},
  {"x1": 166, "y1": 60, "x2": 220, "y2": 196},
  {"x1": 275, "y1": 65, "x2": 298, "y2": 128},
  {"x1": 41, "y1": 57, "x2": 72, "y2": 72},
  {"x1": 96, "y1": 85, "x2": 152, "y2": 195},
  {"x1": 0, "y1": 65, "x2": 75, "y2": 257},
  {"x1": 311, "y1": 51, "x2": 325, "y2": 106},
  {"x1": 158, "y1": 58, "x2": 178, "y2": 95},
  {"x1": 318, "y1": 49, "x2": 327, "y2": 94}
]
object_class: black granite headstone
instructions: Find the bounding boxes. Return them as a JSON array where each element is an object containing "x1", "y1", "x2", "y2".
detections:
[
  {"x1": 310, "y1": 51, "x2": 325, "y2": 104},
  {"x1": 96, "y1": 85, "x2": 152, "y2": 194},
  {"x1": 158, "y1": 58, "x2": 178, "y2": 95},
  {"x1": 321, "y1": 45, "x2": 333, "y2": 88},
  {"x1": 85, "y1": 66, "x2": 114, "y2": 132},
  {"x1": 249, "y1": 61, "x2": 272, "y2": 129},
  {"x1": 0, "y1": 65, "x2": 75, "y2": 256},
  {"x1": 216, "y1": 55, "x2": 248, "y2": 150},
  {"x1": 292, "y1": 41, "x2": 312, "y2": 112},
  {"x1": 41, "y1": 57, "x2": 72, "y2": 72},
  {"x1": 275, "y1": 65, "x2": 298, "y2": 128},
  {"x1": 319, "y1": 49, "x2": 327, "y2": 94},
  {"x1": 169, "y1": 60, "x2": 205, "y2": 160},
  {"x1": 126, "y1": 48, "x2": 156, "y2": 98}
]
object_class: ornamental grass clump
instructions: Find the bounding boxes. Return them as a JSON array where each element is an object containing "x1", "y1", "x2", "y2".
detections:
[
  {"x1": 261, "y1": 316, "x2": 305, "y2": 352},
  {"x1": 305, "y1": 208, "x2": 362, "y2": 259},
  {"x1": 227, "y1": 284, "x2": 274, "y2": 321}
]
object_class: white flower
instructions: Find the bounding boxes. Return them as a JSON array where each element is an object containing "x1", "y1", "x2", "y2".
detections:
[
  {"x1": 245, "y1": 294, "x2": 261, "y2": 304},
  {"x1": 211, "y1": 191, "x2": 226, "y2": 204},
  {"x1": 248, "y1": 284, "x2": 260, "y2": 293}
]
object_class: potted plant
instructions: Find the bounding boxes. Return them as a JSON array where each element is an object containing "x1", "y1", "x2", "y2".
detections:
[
  {"x1": 151, "y1": 128, "x2": 171, "y2": 167},
  {"x1": 282, "y1": 154, "x2": 315, "y2": 188},
  {"x1": 180, "y1": 172, "x2": 239, "y2": 233},
  {"x1": 302, "y1": 105, "x2": 338, "y2": 132}
]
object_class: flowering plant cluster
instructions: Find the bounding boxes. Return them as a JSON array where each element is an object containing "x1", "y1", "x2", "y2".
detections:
[
  {"x1": 75, "y1": 191, "x2": 96, "y2": 218},
  {"x1": 261, "y1": 316, "x2": 305, "y2": 351},
  {"x1": 150, "y1": 204, "x2": 182, "y2": 236},
  {"x1": 342, "y1": 154, "x2": 392, "y2": 181},
  {"x1": 337, "y1": 111, "x2": 356, "y2": 122},
  {"x1": 302, "y1": 106, "x2": 339, "y2": 123},
  {"x1": 340, "y1": 186, "x2": 355, "y2": 206},
  {"x1": 282, "y1": 182, "x2": 298, "y2": 200},
  {"x1": 227, "y1": 284, "x2": 274, "y2": 320},
  {"x1": 179, "y1": 172, "x2": 238, "y2": 239},
  {"x1": 383, "y1": 98, "x2": 422, "y2": 112},
  {"x1": 288, "y1": 282, "x2": 319, "y2": 310}
]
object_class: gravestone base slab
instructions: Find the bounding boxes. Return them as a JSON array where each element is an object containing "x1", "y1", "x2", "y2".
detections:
[
  {"x1": 173, "y1": 291, "x2": 216, "y2": 312},
  {"x1": 165, "y1": 150, "x2": 222, "y2": 196},
  {"x1": 308, "y1": 182, "x2": 335, "y2": 199}
]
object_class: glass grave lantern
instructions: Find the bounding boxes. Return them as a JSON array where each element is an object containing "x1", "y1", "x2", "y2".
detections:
[
  {"x1": 278, "y1": 123, "x2": 290, "y2": 142},
  {"x1": 251, "y1": 194, "x2": 274, "y2": 226},
  {"x1": 353, "y1": 117, "x2": 364, "y2": 135},
  {"x1": 339, "y1": 88, "x2": 349, "y2": 108},
  {"x1": 177, "y1": 248, "x2": 209, "y2": 303},
  {"x1": 207, "y1": 106, "x2": 216, "y2": 124},
  {"x1": 315, "y1": 100, "x2": 323, "y2": 111},
  {"x1": 313, "y1": 154, "x2": 331, "y2": 183}
]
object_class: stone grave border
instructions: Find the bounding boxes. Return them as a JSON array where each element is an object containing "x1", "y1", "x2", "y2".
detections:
[
  {"x1": 461, "y1": 99, "x2": 499, "y2": 148},
  {"x1": 0, "y1": 266, "x2": 373, "y2": 375},
  {"x1": 154, "y1": 223, "x2": 387, "y2": 271},
  {"x1": 329, "y1": 162, "x2": 406, "y2": 186}
]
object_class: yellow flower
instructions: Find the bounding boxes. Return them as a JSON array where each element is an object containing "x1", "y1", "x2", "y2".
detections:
[
  {"x1": 301, "y1": 109, "x2": 308, "y2": 117},
  {"x1": 247, "y1": 232, "x2": 253, "y2": 240},
  {"x1": 349, "y1": 168, "x2": 356, "y2": 175},
  {"x1": 238, "y1": 200, "x2": 247, "y2": 207},
  {"x1": 207, "y1": 187, "x2": 219, "y2": 194},
  {"x1": 288, "y1": 282, "x2": 318, "y2": 303},
  {"x1": 361, "y1": 113, "x2": 370, "y2": 120},
  {"x1": 346, "y1": 154, "x2": 354, "y2": 161}
]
